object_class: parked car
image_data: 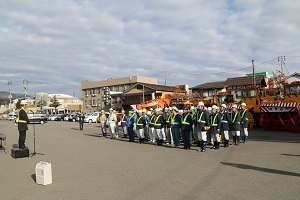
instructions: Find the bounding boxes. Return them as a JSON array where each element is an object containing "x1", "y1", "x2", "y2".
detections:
[
  {"x1": 49, "y1": 114, "x2": 58, "y2": 121},
  {"x1": 58, "y1": 113, "x2": 68, "y2": 121},
  {"x1": 64, "y1": 114, "x2": 70, "y2": 121},
  {"x1": 68, "y1": 114, "x2": 79, "y2": 122},
  {"x1": 84, "y1": 112, "x2": 100, "y2": 123},
  {"x1": 7, "y1": 112, "x2": 18, "y2": 121}
]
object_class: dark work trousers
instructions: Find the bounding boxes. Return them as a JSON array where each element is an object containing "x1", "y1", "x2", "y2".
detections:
[
  {"x1": 19, "y1": 131, "x2": 27, "y2": 148},
  {"x1": 128, "y1": 127, "x2": 135, "y2": 142},
  {"x1": 182, "y1": 130, "x2": 191, "y2": 149},
  {"x1": 79, "y1": 121, "x2": 84, "y2": 130}
]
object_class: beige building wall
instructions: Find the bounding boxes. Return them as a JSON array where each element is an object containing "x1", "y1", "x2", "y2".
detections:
[{"x1": 81, "y1": 75, "x2": 157, "y2": 113}]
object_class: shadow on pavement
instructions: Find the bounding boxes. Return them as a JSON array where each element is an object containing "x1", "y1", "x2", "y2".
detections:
[
  {"x1": 249, "y1": 128, "x2": 300, "y2": 143},
  {"x1": 84, "y1": 133, "x2": 102, "y2": 138},
  {"x1": 221, "y1": 162, "x2": 300, "y2": 177},
  {"x1": 31, "y1": 174, "x2": 36, "y2": 183},
  {"x1": 281, "y1": 153, "x2": 300, "y2": 157}
]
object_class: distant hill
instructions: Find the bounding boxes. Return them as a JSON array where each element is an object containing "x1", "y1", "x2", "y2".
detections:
[{"x1": 0, "y1": 91, "x2": 28, "y2": 100}]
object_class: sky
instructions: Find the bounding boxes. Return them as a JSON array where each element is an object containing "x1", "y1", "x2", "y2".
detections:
[{"x1": 0, "y1": 0, "x2": 299, "y2": 98}]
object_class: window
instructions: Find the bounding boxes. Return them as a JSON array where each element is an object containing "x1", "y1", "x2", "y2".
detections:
[
  {"x1": 85, "y1": 100, "x2": 87, "y2": 105},
  {"x1": 84, "y1": 90, "x2": 87, "y2": 95},
  {"x1": 97, "y1": 99, "x2": 101, "y2": 105},
  {"x1": 92, "y1": 99, "x2": 95, "y2": 106},
  {"x1": 208, "y1": 90, "x2": 214, "y2": 97},
  {"x1": 88, "y1": 100, "x2": 91, "y2": 105}
]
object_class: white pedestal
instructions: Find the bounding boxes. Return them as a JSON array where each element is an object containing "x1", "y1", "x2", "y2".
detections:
[{"x1": 35, "y1": 161, "x2": 52, "y2": 185}]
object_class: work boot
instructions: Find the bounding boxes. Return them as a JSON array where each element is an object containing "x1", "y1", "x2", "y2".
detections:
[
  {"x1": 244, "y1": 136, "x2": 248, "y2": 143},
  {"x1": 157, "y1": 139, "x2": 160, "y2": 146},
  {"x1": 212, "y1": 141, "x2": 217, "y2": 149},
  {"x1": 231, "y1": 136, "x2": 236, "y2": 145},
  {"x1": 223, "y1": 140, "x2": 227, "y2": 147},
  {"x1": 160, "y1": 140, "x2": 163, "y2": 146},
  {"x1": 202, "y1": 143, "x2": 206, "y2": 152},
  {"x1": 217, "y1": 142, "x2": 220, "y2": 149},
  {"x1": 236, "y1": 136, "x2": 240, "y2": 146},
  {"x1": 139, "y1": 138, "x2": 142, "y2": 144},
  {"x1": 198, "y1": 141, "x2": 203, "y2": 152},
  {"x1": 226, "y1": 140, "x2": 229, "y2": 147}
]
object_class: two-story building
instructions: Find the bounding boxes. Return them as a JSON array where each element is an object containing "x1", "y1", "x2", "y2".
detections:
[{"x1": 81, "y1": 76, "x2": 157, "y2": 113}]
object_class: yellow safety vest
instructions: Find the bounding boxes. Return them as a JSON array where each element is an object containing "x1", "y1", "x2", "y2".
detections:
[
  {"x1": 197, "y1": 111, "x2": 205, "y2": 123},
  {"x1": 182, "y1": 113, "x2": 191, "y2": 125},
  {"x1": 136, "y1": 115, "x2": 144, "y2": 126},
  {"x1": 210, "y1": 114, "x2": 218, "y2": 127}
]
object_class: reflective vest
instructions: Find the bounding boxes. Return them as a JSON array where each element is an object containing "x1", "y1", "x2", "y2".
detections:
[
  {"x1": 241, "y1": 109, "x2": 248, "y2": 121},
  {"x1": 182, "y1": 113, "x2": 191, "y2": 125},
  {"x1": 18, "y1": 108, "x2": 27, "y2": 123},
  {"x1": 231, "y1": 112, "x2": 238, "y2": 123},
  {"x1": 149, "y1": 115, "x2": 156, "y2": 125},
  {"x1": 136, "y1": 115, "x2": 144, "y2": 126},
  {"x1": 210, "y1": 114, "x2": 218, "y2": 127},
  {"x1": 197, "y1": 111, "x2": 205, "y2": 123},
  {"x1": 154, "y1": 115, "x2": 161, "y2": 126},
  {"x1": 166, "y1": 114, "x2": 172, "y2": 123},
  {"x1": 171, "y1": 114, "x2": 179, "y2": 125}
]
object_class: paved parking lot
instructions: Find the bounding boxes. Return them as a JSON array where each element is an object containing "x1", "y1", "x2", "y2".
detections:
[{"x1": 0, "y1": 120, "x2": 299, "y2": 200}]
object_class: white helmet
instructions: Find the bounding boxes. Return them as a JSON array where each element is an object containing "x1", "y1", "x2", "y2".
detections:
[
  {"x1": 21, "y1": 100, "x2": 28, "y2": 105},
  {"x1": 241, "y1": 103, "x2": 246, "y2": 107},
  {"x1": 221, "y1": 104, "x2": 227, "y2": 108},
  {"x1": 232, "y1": 104, "x2": 237, "y2": 108},
  {"x1": 191, "y1": 106, "x2": 195, "y2": 110},
  {"x1": 207, "y1": 107, "x2": 212, "y2": 111},
  {"x1": 198, "y1": 101, "x2": 204, "y2": 106},
  {"x1": 212, "y1": 105, "x2": 218, "y2": 110}
]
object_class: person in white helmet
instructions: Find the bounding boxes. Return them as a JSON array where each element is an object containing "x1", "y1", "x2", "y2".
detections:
[
  {"x1": 154, "y1": 108, "x2": 163, "y2": 146},
  {"x1": 220, "y1": 104, "x2": 231, "y2": 147},
  {"x1": 240, "y1": 103, "x2": 249, "y2": 143},
  {"x1": 136, "y1": 110, "x2": 146, "y2": 144},
  {"x1": 108, "y1": 108, "x2": 117, "y2": 139},
  {"x1": 171, "y1": 106, "x2": 181, "y2": 147},
  {"x1": 230, "y1": 104, "x2": 241, "y2": 145},
  {"x1": 210, "y1": 105, "x2": 221, "y2": 149},
  {"x1": 148, "y1": 109, "x2": 156, "y2": 143},
  {"x1": 196, "y1": 102, "x2": 210, "y2": 152},
  {"x1": 17, "y1": 100, "x2": 30, "y2": 149},
  {"x1": 164, "y1": 107, "x2": 173, "y2": 145}
]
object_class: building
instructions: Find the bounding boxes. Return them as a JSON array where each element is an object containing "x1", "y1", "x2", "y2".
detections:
[
  {"x1": 35, "y1": 93, "x2": 82, "y2": 113},
  {"x1": 81, "y1": 76, "x2": 157, "y2": 113},
  {"x1": 123, "y1": 82, "x2": 187, "y2": 108},
  {"x1": 285, "y1": 72, "x2": 300, "y2": 84},
  {"x1": 191, "y1": 81, "x2": 227, "y2": 99}
]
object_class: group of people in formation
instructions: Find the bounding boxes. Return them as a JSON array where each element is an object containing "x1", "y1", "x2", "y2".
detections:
[{"x1": 98, "y1": 101, "x2": 249, "y2": 152}]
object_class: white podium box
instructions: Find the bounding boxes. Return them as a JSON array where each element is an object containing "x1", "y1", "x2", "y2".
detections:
[{"x1": 35, "y1": 161, "x2": 52, "y2": 185}]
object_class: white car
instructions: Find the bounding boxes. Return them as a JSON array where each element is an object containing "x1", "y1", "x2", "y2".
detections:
[
  {"x1": 84, "y1": 112, "x2": 100, "y2": 123},
  {"x1": 49, "y1": 115, "x2": 58, "y2": 121}
]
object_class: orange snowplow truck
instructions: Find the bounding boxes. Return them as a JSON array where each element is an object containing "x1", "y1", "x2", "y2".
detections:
[{"x1": 136, "y1": 98, "x2": 171, "y2": 110}]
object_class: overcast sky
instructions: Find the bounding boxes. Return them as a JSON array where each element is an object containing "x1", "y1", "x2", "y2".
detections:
[{"x1": 0, "y1": 0, "x2": 299, "y2": 97}]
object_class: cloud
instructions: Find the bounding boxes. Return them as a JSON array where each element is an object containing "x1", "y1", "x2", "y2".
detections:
[{"x1": 0, "y1": 0, "x2": 299, "y2": 97}]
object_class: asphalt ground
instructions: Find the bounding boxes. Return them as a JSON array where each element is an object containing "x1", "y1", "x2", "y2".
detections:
[{"x1": 0, "y1": 120, "x2": 299, "y2": 200}]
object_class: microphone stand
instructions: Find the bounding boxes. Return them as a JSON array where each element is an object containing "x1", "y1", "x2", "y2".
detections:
[{"x1": 30, "y1": 110, "x2": 44, "y2": 157}]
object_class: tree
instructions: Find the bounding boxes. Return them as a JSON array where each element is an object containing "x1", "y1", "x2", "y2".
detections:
[
  {"x1": 36, "y1": 99, "x2": 47, "y2": 109},
  {"x1": 16, "y1": 99, "x2": 21, "y2": 109},
  {"x1": 49, "y1": 95, "x2": 61, "y2": 112}
]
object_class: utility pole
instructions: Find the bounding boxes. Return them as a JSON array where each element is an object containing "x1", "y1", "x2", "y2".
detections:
[
  {"x1": 164, "y1": 71, "x2": 167, "y2": 86},
  {"x1": 278, "y1": 56, "x2": 285, "y2": 73},
  {"x1": 252, "y1": 59, "x2": 256, "y2": 88},
  {"x1": 23, "y1": 80, "x2": 28, "y2": 99},
  {"x1": 8, "y1": 81, "x2": 12, "y2": 105}
]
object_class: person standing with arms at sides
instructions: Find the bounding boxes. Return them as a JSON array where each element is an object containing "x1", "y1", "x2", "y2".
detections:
[
  {"x1": 99, "y1": 110, "x2": 107, "y2": 137},
  {"x1": 108, "y1": 108, "x2": 117, "y2": 139},
  {"x1": 196, "y1": 102, "x2": 210, "y2": 152},
  {"x1": 148, "y1": 109, "x2": 156, "y2": 143},
  {"x1": 171, "y1": 106, "x2": 181, "y2": 148},
  {"x1": 165, "y1": 107, "x2": 173, "y2": 145},
  {"x1": 136, "y1": 110, "x2": 146, "y2": 144},
  {"x1": 154, "y1": 108, "x2": 163, "y2": 146},
  {"x1": 78, "y1": 112, "x2": 85, "y2": 131},
  {"x1": 113, "y1": 110, "x2": 120, "y2": 138},
  {"x1": 126, "y1": 111, "x2": 135, "y2": 142},
  {"x1": 230, "y1": 104, "x2": 241, "y2": 145},
  {"x1": 120, "y1": 109, "x2": 128, "y2": 138},
  {"x1": 210, "y1": 105, "x2": 221, "y2": 150},
  {"x1": 240, "y1": 103, "x2": 249, "y2": 143},
  {"x1": 18, "y1": 100, "x2": 30, "y2": 149},
  {"x1": 220, "y1": 104, "x2": 231, "y2": 147},
  {"x1": 144, "y1": 110, "x2": 150, "y2": 141},
  {"x1": 181, "y1": 107, "x2": 193, "y2": 150}
]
